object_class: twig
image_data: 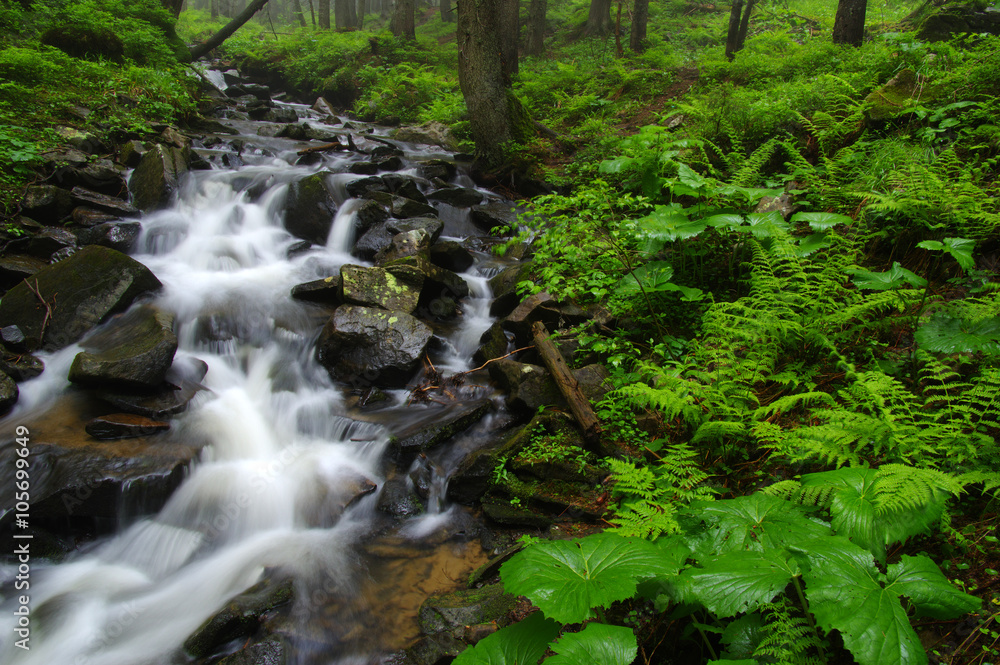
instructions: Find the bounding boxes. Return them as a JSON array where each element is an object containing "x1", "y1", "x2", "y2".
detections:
[
  {"x1": 25, "y1": 279, "x2": 55, "y2": 342},
  {"x1": 463, "y1": 345, "x2": 534, "y2": 373}
]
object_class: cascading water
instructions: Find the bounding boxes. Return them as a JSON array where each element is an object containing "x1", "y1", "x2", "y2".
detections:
[{"x1": 0, "y1": 101, "x2": 517, "y2": 665}]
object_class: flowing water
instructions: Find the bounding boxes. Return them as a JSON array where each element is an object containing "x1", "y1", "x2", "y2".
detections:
[{"x1": 0, "y1": 102, "x2": 515, "y2": 664}]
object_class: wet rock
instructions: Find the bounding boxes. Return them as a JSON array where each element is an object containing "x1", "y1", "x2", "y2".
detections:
[
  {"x1": 53, "y1": 126, "x2": 107, "y2": 154},
  {"x1": 0, "y1": 245, "x2": 161, "y2": 351},
  {"x1": 418, "y1": 583, "x2": 515, "y2": 634},
  {"x1": 85, "y1": 413, "x2": 170, "y2": 440},
  {"x1": 300, "y1": 471, "x2": 378, "y2": 528},
  {"x1": 353, "y1": 222, "x2": 395, "y2": 260},
  {"x1": 69, "y1": 186, "x2": 139, "y2": 217},
  {"x1": 375, "y1": 229, "x2": 431, "y2": 264},
  {"x1": 226, "y1": 83, "x2": 272, "y2": 101},
  {"x1": 382, "y1": 174, "x2": 427, "y2": 202},
  {"x1": 69, "y1": 305, "x2": 177, "y2": 391},
  {"x1": 0, "y1": 371, "x2": 17, "y2": 415},
  {"x1": 7, "y1": 226, "x2": 77, "y2": 260},
  {"x1": 446, "y1": 424, "x2": 529, "y2": 505},
  {"x1": 286, "y1": 240, "x2": 312, "y2": 258},
  {"x1": 467, "y1": 545, "x2": 521, "y2": 587},
  {"x1": 389, "y1": 399, "x2": 492, "y2": 463},
  {"x1": 316, "y1": 305, "x2": 433, "y2": 388},
  {"x1": 95, "y1": 357, "x2": 208, "y2": 419},
  {"x1": 496, "y1": 360, "x2": 610, "y2": 415},
  {"x1": 481, "y1": 495, "x2": 553, "y2": 528},
  {"x1": 426, "y1": 187, "x2": 484, "y2": 207},
  {"x1": 384, "y1": 255, "x2": 470, "y2": 302},
  {"x1": 348, "y1": 161, "x2": 379, "y2": 175},
  {"x1": 129, "y1": 144, "x2": 190, "y2": 212},
  {"x1": 71, "y1": 207, "x2": 122, "y2": 227},
  {"x1": 501, "y1": 291, "x2": 560, "y2": 346},
  {"x1": 376, "y1": 475, "x2": 424, "y2": 517},
  {"x1": 1, "y1": 326, "x2": 25, "y2": 349},
  {"x1": 117, "y1": 140, "x2": 147, "y2": 168},
  {"x1": 312, "y1": 96, "x2": 336, "y2": 116},
  {"x1": 376, "y1": 155, "x2": 404, "y2": 171},
  {"x1": 393, "y1": 123, "x2": 459, "y2": 151},
  {"x1": 417, "y1": 160, "x2": 457, "y2": 182},
  {"x1": 184, "y1": 578, "x2": 294, "y2": 658},
  {"x1": 53, "y1": 159, "x2": 127, "y2": 196},
  {"x1": 471, "y1": 201, "x2": 517, "y2": 235},
  {"x1": 291, "y1": 275, "x2": 343, "y2": 305},
  {"x1": 755, "y1": 192, "x2": 796, "y2": 220},
  {"x1": 346, "y1": 176, "x2": 388, "y2": 199},
  {"x1": 283, "y1": 172, "x2": 336, "y2": 245},
  {"x1": 341, "y1": 265, "x2": 423, "y2": 314},
  {"x1": 429, "y1": 240, "x2": 474, "y2": 273},
  {"x1": 75, "y1": 221, "x2": 142, "y2": 253},
  {"x1": 389, "y1": 217, "x2": 444, "y2": 243},
  {"x1": 488, "y1": 263, "x2": 533, "y2": 318},
  {"x1": 21, "y1": 185, "x2": 75, "y2": 224},
  {"x1": 473, "y1": 322, "x2": 510, "y2": 366},
  {"x1": 217, "y1": 636, "x2": 286, "y2": 665},
  {"x1": 265, "y1": 107, "x2": 298, "y2": 123},
  {"x1": 402, "y1": 634, "x2": 467, "y2": 665},
  {"x1": 389, "y1": 196, "x2": 437, "y2": 219},
  {"x1": 0, "y1": 254, "x2": 47, "y2": 291}
]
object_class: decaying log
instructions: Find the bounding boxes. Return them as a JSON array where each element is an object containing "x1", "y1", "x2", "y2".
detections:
[
  {"x1": 531, "y1": 321, "x2": 602, "y2": 444},
  {"x1": 296, "y1": 139, "x2": 348, "y2": 155}
]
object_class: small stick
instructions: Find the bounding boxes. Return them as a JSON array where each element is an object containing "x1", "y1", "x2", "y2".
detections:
[{"x1": 25, "y1": 278, "x2": 55, "y2": 343}]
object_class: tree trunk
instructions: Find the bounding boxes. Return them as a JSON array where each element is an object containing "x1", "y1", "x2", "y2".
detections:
[
  {"x1": 499, "y1": 0, "x2": 519, "y2": 78},
  {"x1": 161, "y1": 0, "x2": 185, "y2": 18},
  {"x1": 335, "y1": 0, "x2": 351, "y2": 27},
  {"x1": 525, "y1": 0, "x2": 545, "y2": 54},
  {"x1": 291, "y1": 0, "x2": 307, "y2": 25},
  {"x1": 725, "y1": 0, "x2": 755, "y2": 60},
  {"x1": 390, "y1": 0, "x2": 415, "y2": 39},
  {"x1": 584, "y1": 0, "x2": 612, "y2": 36},
  {"x1": 440, "y1": 0, "x2": 454, "y2": 22},
  {"x1": 629, "y1": 0, "x2": 648, "y2": 52},
  {"x1": 832, "y1": 0, "x2": 867, "y2": 46},
  {"x1": 356, "y1": 0, "x2": 365, "y2": 28},
  {"x1": 211, "y1": 0, "x2": 219, "y2": 17},
  {"x1": 318, "y1": 0, "x2": 330, "y2": 28},
  {"x1": 306, "y1": 0, "x2": 316, "y2": 25},
  {"x1": 737, "y1": 0, "x2": 755, "y2": 47},
  {"x1": 189, "y1": 0, "x2": 271, "y2": 60},
  {"x1": 458, "y1": 0, "x2": 529, "y2": 167}
]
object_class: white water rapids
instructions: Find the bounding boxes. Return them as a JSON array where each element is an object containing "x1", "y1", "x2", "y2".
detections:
[{"x1": 0, "y1": 116, "x2": 509, "y2": 664}]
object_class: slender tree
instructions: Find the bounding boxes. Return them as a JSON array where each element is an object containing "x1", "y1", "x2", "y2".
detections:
[
  {"x1": 291, "y1": 0, "x2": 307, "y2": 25},
  {"x1": 318, "y1": 0, "x2": 330, "y2": 28},
  {"x1": 189, "y1": 0, "x2": 271, "y2": 60},
  {"x1": 832, "y1": 0, "x2": 867, "y2": 46},
  {"x1": 391, "y1": 0, "x2": 415, "y2": 38},
  {"x1": 356, "y1": 0, "x2": 365, "y2": 27},
  {"x1": 525, "y1": 0, "x2": 545, "y2": 54},
  {"x1": 584, "y1": 0, "x2": 612, "y2": 36},
  {"x1": 440, "y1": 0, "x2": 454, "y2": 21},
  {"x1": 629, "y1": 0, "x2": 648, "y2": 52},
  {"x1": 725, "y1": 0, "x2": 755, "y2": 60}
]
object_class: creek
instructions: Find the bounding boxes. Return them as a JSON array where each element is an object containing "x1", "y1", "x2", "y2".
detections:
[{"x1": 0, "y1": 92, "x2": 522, "y2": 664}]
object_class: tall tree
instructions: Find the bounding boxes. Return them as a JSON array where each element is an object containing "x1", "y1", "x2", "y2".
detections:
[
  {"x1": 832, "y1": 0, "x2": 867, "y2": 46},
  {"x1": 525, "y1": 0, "x2": 545, "y2": 54},
  {"x1": 440, "y1": 0, "x2": 454, "y2": 21},
  {"x1": 584, "y1": 0, "x2": 612, "y2": 36},
  {"x1": 189, "y1": 0, "x2": 271, "y2": 60},
  {"x1": 335, "y1": 0, "x2": 351, "y2": 27},
  {"x1": 318, "y1": 0, "x2": 330, "y2": 28},
  {"x1": 291, "y1": 0, "x2": 308, "y2": 25},
  {"x1": 629, "y1": 0, "x2": 648, "y2": 52},
  {"x1": 499, "y1": 0, "x2": 519, "y2": 78},
  {"x1": 725, "y1": 0, "x2": 755, "y2": 60},
  {"x1": 391, "y1": 0, "x2": 415, "y2": 38},
  {"x1": 356, "y1": 0, "x2": 366, "y2": 27},
  {"x1": 457, "y1": 0, "x2": 531, "y2": 166},
  {"x1": 161, "y1": 0, "x2": 185, "y2": 18}
]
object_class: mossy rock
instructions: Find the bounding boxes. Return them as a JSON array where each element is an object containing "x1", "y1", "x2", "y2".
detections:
[
  {"x1": 129, "y1": 144, "x2": 189, "y2": 212},
  {"x1": 340, "y1": 264, "x2": 423, "y2": 313},
  {"x1": 417, "y1": 583, "x2": 516, "y2": 635},
  {"x1": 184, "y1": 578, "x2": 294, "y2": 658},
  {"x1": 41, "y1": 25, "x2": 124, "y2": 62},
  {"x1": 0, "y1": 371, "x2": 18, "y2": 416},
  {"x1": 284, "y1": 172, "x2": 337, "y2": 245}
]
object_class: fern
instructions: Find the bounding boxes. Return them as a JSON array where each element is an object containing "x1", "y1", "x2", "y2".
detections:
[{"x1": 752, "y1": 600, "x2": 825, "y2": 665}]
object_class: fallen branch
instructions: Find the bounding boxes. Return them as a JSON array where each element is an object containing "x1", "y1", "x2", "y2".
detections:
[
  {"x1": 25, "y1": 278, "x2": 55, "y2": 344},
  {"x1": 531, "y1": 321, "x2": 602, "y2": 445},
  {"x1": 296, "y1": 139, "x2": 348, "y2": 155}
]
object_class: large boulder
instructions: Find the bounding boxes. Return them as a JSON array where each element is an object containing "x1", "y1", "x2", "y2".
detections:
[
  {"x1": 68, "y1": 305, "x2": 178, "y2": 391},
  {"x1": 470, "y1": 202, "x2": 517, "y2": 235},
  {"x1": 388, "y1": 399, "x2": 493, "y2": 462},
  {"x1": 184, "y1": 578, "x2": 293, "y2": 658},
  {"x1": 374, "y1": 229, "x2": 432, "y2": 264},
  {"x1": 341, "y1": 264, "x2": 424, "y2": 313},
  {"x1": 129, "y1": 144, "x2": 189, "y2": 212},
  {"x1": 418, "y1": 584, "x2": 515, "y2": 635},
  {"x1": 316, "y1": 305, "x2": 433, "y2": 388},
  {"x1": 20, "y1": 185, "x2": 74, "y2": 224},
  {"x1": 94, "y1": 357, "x2": 208, "y2": 419},
  {"x1": 430, "y1": 240, "x2": 474, "y2": 273},
  {"x1": 0, "y1": 245, "x2": 161, "y2": 351},
  {"x1": 426, "y1": 187, "x2": 485, "y2": 208},
  {"x1": 283, "y1": 172, "x2": 337, "y2": 245},
  {"x1": 392, "y1": 122, "x2": 460, "y2": 151},
  {"x1": 75, "y1": 221, "x2": 142, "y2": 253}
]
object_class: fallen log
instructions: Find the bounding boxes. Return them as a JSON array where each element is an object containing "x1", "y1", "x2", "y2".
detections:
[
  {"x1": 531, "y1": 321, "x2": 602, "y2": 444},
  {"x1": 296, "y1": 139, "x2": 348, "y2": 155}
]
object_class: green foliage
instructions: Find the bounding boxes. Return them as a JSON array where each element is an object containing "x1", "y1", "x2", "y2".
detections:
[
  {"x1": 452, "y1": 612, "x2": 560, "y2": 665},
  {"x1": 546, "y1": 623, "x2": 637, "y2": 665}
]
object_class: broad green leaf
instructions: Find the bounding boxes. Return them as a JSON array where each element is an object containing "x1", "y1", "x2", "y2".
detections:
[
  {"x1": 546, "y1": 623, "x2": 637, "y2": 665},
  {"x1": 500, "y1": 532, "x2": 675, "y2": 624},
  {"x1": 917, "y1": 237, "x2": 975, "y2": 271},
  {"x1": 846, "y1": 262, "x2": 927, "y2": 291},
  {"x1": 677, "y1": 163, "x2": 708, "y2": 190},
  {"x1": 718, "y1": 184, "x2": 781, "y2": 204},
  {"x1": 801, "y1": 468, "x2": 880, "y2": 556},
  {"x1": 707, "y1": 661, "x2": 757, "y2": 665},
  {"x1": 745, "y1": 211, "x2": 790, "y2": 239},
  {"x1": 720, "y1": 613, "x2": 767, "y2": 660},
  {"x1": 915, "y1": 313, "x2": 1000, "y2": 355},
  {"x1": 704, "y1": 213, "x2": 745, "y2": 230},
  {"x1": 453, "y1": 612, "x2": 560, "y2": 665},
  {"x1": 790, "y1": 211, "x2": 854, "y2": 230},
  {"x1": 678, "y1": 550, "x2": 799, "y2": 617},
  {"x1": 598, "y1": 157, "x2": 636, "y2": 174},
  {"x1": 638, "y1": 206, "x2": 707, "y2": 244},
  {"x1": 799, "y1": 537, "x2": 925, "y2": 665},
  {"x1": 686, "y1": 494, "x2": 831, "y2": 558},
  {"x1": 794, "y1": 232, "x2": 832, "y2": 257},
  {"x1": 615, "y1": 262, "x2": 704, "y2": 302},
  {"x1": 886, "y1": 555, "x2": 980, "y2": 619}
]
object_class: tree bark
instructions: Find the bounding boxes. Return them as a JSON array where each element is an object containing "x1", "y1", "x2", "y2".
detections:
[
  {"x1": 458, "y1": 0, "x2": 529, "y2": 166},
  {"x1": 629, "y1": 0, "x2": 648, "y2": 52},
  {"x1": 525, "y1": 0, "x2": 545, "y2": 54},
  {"x1": 832, "y1": 0, "x2": 867, "y2": 46},
  {"x1": 318, "y1": 0, "x2": 330, "y2": 28},
  {"x1": 737, "y1": 0, "x2": 755, "y2": 47},
  {"x1": 335, "y1": 0, "x2": 351, "y2": 27},
  {"x1": 161, "y1": 0, "x2": 185, "y2": 18},
  {"x1": 584, "y1": 0, "x2": 612, "y2": 36},
  {"x1": 189, "y1": 0, "x2": 271, "y2": 60},
  {"x1": 440, "y1": 0, "x2": 454, "y2": 21},
  {"x1": 390, "y1": 0, "x2": 415, "y2": 39},
  {"x1": 356, "y1": 0, "x2": 365, "y2": 27},
  {"x1": 291, "y1": 0, "x2": 307, "y2": 25},
  {"x1": 724, "y1": 0, "x2": 755, "y2": 60},
  {"x1": 499, "y1": 0, "x2": 519, "y2": 78}
]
